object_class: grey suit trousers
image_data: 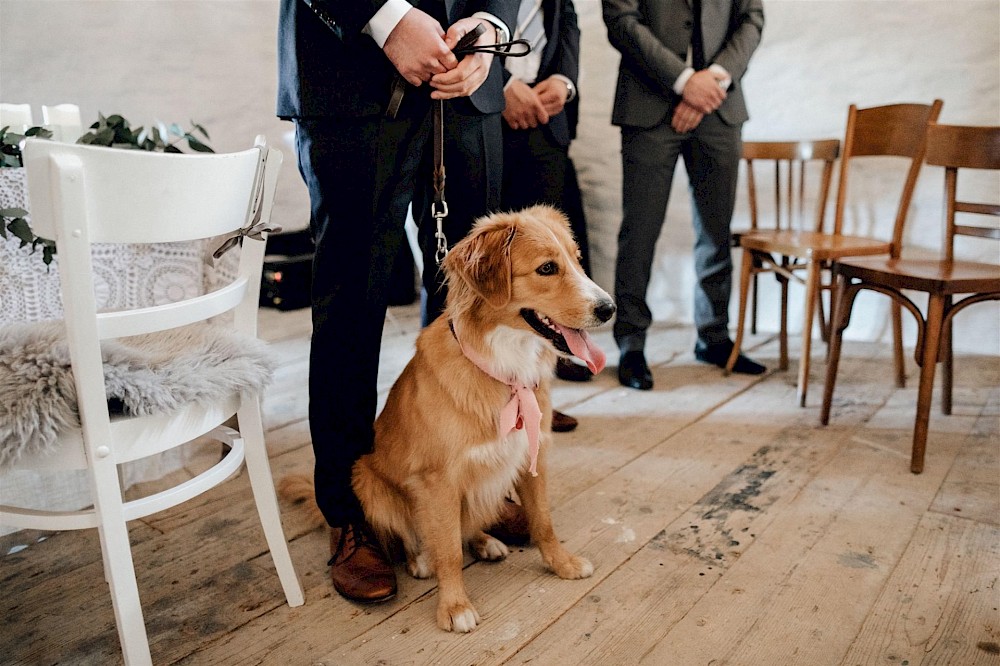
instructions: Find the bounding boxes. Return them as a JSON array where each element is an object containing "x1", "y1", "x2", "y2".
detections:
[{"x1": 613, "y1": 112, "x2": 742, "y2": 352}]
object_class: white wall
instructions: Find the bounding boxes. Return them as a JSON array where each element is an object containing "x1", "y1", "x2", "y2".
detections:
[{"x1": 2, "y1": 0, "x2": 997, "y2": 352}]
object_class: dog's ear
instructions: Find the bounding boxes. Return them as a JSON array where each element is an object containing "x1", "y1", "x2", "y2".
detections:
[{"x1": 444, "y1": 221, "x2": 515, "y2": 308}]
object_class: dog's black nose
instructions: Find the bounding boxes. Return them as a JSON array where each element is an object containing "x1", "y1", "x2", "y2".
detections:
[{"x1": 594, "y1": 299, "x2": 616, "y2": 323}]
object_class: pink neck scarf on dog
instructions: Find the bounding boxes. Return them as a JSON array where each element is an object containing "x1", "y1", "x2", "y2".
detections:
[{"x1": 451, "y1": 322, "x2": 543, "y2": 476}]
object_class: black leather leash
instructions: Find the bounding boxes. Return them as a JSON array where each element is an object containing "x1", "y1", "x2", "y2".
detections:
[{"x1": 386, "y1": 23, "x2": 530, "y2": 265}]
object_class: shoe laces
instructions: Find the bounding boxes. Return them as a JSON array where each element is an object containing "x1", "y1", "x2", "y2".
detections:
[{"x1": 328, "y1": 521, "x2": 379, "y2": 566}]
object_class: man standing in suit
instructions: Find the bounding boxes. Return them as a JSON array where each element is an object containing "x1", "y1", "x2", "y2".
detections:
[
  {"x1": 602, "y1": 0, "x2": 765, "y2": 390},
  {"x1": 499, "y1": 0, "x2": 589, "y2": 431},
  {"x1": 277, "y1": 0, "x2": 517, "y2": 603}
]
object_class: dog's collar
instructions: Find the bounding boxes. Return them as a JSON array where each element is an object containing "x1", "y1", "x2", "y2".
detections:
[{"x1": 449, "y1": 319, "x2": 542, "y2": 476}]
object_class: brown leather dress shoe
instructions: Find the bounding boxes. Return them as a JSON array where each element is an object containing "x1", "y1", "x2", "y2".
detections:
[
  {"x1": 328, "y1": 521, "x2": 397, "y2": 603},
  {"x1": 486, "y1": 497, "x2": 531, "y2": 546},
  {"x1": 551, "y1": 409, "x2": 579, "y2": 432}
]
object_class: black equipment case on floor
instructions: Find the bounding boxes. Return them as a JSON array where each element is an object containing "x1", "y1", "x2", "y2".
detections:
[{"x1": 260, "y1": 228, "x2": 313, "y2": 311}]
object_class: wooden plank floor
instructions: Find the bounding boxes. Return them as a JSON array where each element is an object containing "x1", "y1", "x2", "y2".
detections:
[{"x1": 1, "y1": 303, "x2": 998, "y2": 665}]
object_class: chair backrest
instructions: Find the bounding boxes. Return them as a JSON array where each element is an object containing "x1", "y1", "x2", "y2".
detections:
[
  {"x1": 742, "y1": 139, "x2": 841, "y2": 234},
  {"x1": 0, "y1": 102, "x2": 33, "y2": 131},
  {"x1": 41, "y1": 103, "x2": 83, "y2": 143},
  {"x1": 22, "y1": 138, "x2": 281, "y2": 463},
  {"x1": 924, "y1": 123, "x2": 1000, "y2": 262},
  {"x1": 833, "y1": 100, "x2": 944, "y2": 255}
]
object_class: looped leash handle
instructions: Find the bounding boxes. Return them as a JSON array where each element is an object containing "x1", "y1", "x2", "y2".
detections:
[{"x1": 454, "y1": 38, "x2": 532, "y2": 58}]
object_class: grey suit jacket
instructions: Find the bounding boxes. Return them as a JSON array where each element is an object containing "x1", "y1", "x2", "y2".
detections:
[{"x1": 602, "y1": 0, "x2": 764, "y2": 129}]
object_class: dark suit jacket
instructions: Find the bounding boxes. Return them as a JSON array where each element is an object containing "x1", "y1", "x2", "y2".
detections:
[
  {"x1": 277, "y1": 0, "x2": 519, "y2": 119},
  {"x1": 602, "y1": 0, "x2": 764, "y2": 129},
  {"x1": 500, "y1": 0, "x2": 580, "y2": 147}
]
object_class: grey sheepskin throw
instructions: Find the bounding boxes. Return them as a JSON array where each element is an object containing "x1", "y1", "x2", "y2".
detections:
[{"x1": 0, "y1": 321, "x2": 275, "y2": 467}]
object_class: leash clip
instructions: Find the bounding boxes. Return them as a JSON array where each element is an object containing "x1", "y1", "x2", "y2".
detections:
[{"x1": 432, "y1": 202, "x2": 449, "y2": 264}]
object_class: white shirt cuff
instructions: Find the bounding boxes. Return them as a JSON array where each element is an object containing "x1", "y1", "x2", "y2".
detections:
[
  {"x1": 709, "y1": 63, "x2": 732, "y2": 90},
  {"x1": 471, "y1": 12, "x2": 509, "y2": 43},
  {"x1": 673, "y1": 67, "x2": 695, "y2": 95},
  {"x1": 364, "y1": 0, "x2": 413, "y2": 49}
]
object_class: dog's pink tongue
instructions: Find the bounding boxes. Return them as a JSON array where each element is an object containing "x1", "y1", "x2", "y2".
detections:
[{"x1": 556, "y1": 325, "x2": 606, "y2": 374}]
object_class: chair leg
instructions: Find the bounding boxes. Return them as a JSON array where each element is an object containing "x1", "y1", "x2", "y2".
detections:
[
  {"x1": 941, "y1": 295, "x2": 953, "y2": 416},
  {"x1": 239, "y1": 401, "x2": 306, "y2": 607},
  {"x1": 820, "y1": 273, "x2": 851, "y2": 426},
  {"x1": 892, "y1": 300, "x2": 906, "y2": 388},
  {"x1": 750, "y1": 272, "x2": 759, "y2": 335},
  {"x1": 797, "y1": 261, "x2": 821, "y2": 407},
  {"x1": 778, "y1": 274, "x2": 789, "y2": 371},
  {"x1": 89, "y1": 461, "x2": 153, "y2": 666},
  {"x1": 911, "y1": 295, "x2": 946, "y2": 474},
  {"x1": 726, "y1": 248, "x2": 755, "y2": 374},
  {"x1": 817, "y1": 269, "x2": 831, "y2": 344}
]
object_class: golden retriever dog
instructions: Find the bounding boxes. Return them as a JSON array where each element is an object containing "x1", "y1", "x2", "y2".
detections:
[{"x1": 283, "y1": 205, "x2": 615, "y2": 632}]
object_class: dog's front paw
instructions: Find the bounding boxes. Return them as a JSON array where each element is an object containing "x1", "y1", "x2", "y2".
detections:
[
  {"x1": 469, "y1": 532, "x2": 509, "y2": 562},
  {"x1": 437, "y1": 600, "x2": 480, "y2": 633},
  {"x1": 550, "y1": 553, "x2": 594, "y2": 580}
]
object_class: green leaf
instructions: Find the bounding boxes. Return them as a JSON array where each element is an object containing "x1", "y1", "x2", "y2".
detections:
[
  {"x1": 2, "y1": 131, "x2": 25, "y2": 146},
  {"x1": 163, "y1": 144, "x2": 183, "y2": 153},
  {"x1": 6, "y1": 216, "x2": 35, "y2": 244},
  {"x1": 185, "y1": 135, "x2": 214, "y2": 153},
  {"x1": 191, "y1": 122, "x2": 210, "y2": 139},
  {"x1": 0, "y1": 207, "x2": 29, "y2": 218},
  {"x1": 24, "y1": 126, "x2": 53, "y2": 139}
]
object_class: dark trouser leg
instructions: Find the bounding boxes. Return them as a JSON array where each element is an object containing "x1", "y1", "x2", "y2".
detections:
[
  {"x1": 501, "y1": 125, "x2": 568, "y2": 210},
  {"x1": 684, "y1": 115, "x2": 742, "y2": 345},
  {"x1": 613, "y1": 124, "x2": 683, "y2": 353},
  {"x1": 500, "y1": 126, "x2": 592, "y2": 273},
  {"x1": 563, "y1": 156, "x2": 591, "y2": 275},
  {"x1": 295, "y1": 113, "x2": 428, "y2": 526},
  {"x1": 415, "y1": 106, "x2": 503, "y2": 326}
]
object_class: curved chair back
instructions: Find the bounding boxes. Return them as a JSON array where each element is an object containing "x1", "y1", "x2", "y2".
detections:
[
  {"x1": 834, "y1": 100, "x2": 944, "y2": 254},
  {"x1": 743, "y1": 139, "x2": 841, "y2": 235},
  {"x1": 924, "y1": 123, "x2": 1000, "y2": 262}
]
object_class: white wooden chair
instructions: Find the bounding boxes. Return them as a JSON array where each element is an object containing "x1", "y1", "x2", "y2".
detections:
[
  {"x1": 0, "y1": 102, "x2": 33, "y2": 131},
  {"x1": 41, "y1": 102, "x2": 83, "y2": 143},
  {"x1": 0, "y1": 137, "x2": 304, "y2": 665}
]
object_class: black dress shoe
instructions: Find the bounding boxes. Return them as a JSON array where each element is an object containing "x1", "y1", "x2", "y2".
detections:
[
  {"x1": 555, "y1": 357, "x2": 593, "y2": 382},
  {"x1": 694, "y1": 339, "x2": 766, "y2": 375},
  {"x1": 551, "y1": 409, "x2": 579, "y2": 432},
  {"x1": 618, "y1": 350, "x2": 653, "y2": 390}
]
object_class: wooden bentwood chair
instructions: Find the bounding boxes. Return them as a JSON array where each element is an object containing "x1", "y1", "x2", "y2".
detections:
[
  {"x1": 727, "y1": 100, "x2": 944, "y2": 406},
  {"x1": 821, "y1": 123, "x2": 1000, "y2": 474},
  {"x1": 0, "y1": 138, "x2": 304, "y2": 664},
  {"x1": 729, "y1": 139, "x2": 841, "y2": 372}
]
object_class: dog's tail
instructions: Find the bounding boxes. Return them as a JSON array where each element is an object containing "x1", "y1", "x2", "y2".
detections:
[{"x1": 276, "y1": 473, "x2": 326, "y2": 532}]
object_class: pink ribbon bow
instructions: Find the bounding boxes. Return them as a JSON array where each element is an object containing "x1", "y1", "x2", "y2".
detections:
[{"x1": 452, "y1": 322, "x2": 543, "y2": 476}]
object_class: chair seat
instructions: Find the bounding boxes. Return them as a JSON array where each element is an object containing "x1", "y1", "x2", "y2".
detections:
[
  {"x1": 5, "y1": 393, "x2": 242, "y2": 473},
  {"x1": 837, "y1": 256, "x2": 1000, "y2": 294},
  {"x1": 740, "y1": 230, "x2": 892, "y2": 260}
]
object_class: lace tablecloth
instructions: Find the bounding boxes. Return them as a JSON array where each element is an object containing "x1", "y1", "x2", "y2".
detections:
[{"x1": 0, "y1": 167, "x2": 239, "y2": 529}]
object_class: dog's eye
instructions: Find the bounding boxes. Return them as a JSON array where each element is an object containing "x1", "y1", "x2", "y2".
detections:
[{"x1": 536, "y1": 261, "x2": 559, "y2": 276}]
